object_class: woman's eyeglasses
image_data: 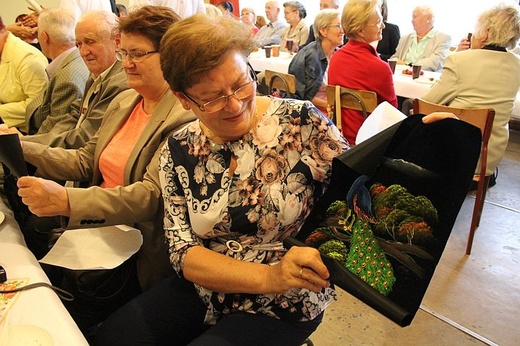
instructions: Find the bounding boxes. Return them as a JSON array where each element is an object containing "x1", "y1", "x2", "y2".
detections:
[
  {"x1": 116, "y1": 50, "x2": 158, "y2": 62},
  {"x1": 182, "y1": 67, "x2": 258, "y2": 113},
  {"x1": 328, "y1": 24, "x2": 342, "y2": 29}
]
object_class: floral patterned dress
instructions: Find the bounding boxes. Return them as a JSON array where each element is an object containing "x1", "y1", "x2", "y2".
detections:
[{"x1": 158, "y1": 97, "x2": 349, "y2": 324}]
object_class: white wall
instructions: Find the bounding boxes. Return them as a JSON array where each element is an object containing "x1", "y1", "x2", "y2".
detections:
[
  {"x1": 2, "y1": 0, "x2": 518, "y2": 44},
  {"x1": 238, "y1": 0, "x2": 519, "y2": 45},
  {"x1": 1, "y1": 0, "x2": 131, "y2": 24},
  {"x1": 386, "y1": 0, "x2": 519, "y2": 43}
]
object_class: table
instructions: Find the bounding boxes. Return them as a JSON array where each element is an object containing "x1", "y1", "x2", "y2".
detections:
[
  {"x1": 0, "y1": 199, "x2": 88, "y2": 345},
  {"x1": 248, "y1": 50, "x2": 294, "y2": 74},
  {"x1": 249, "y1": 53, "x2": 520, "y2": 125},
  {"x1": 392, "y1": 65, "x2": 440, "y2": 99},
  {"x1": 391, "y1": 64, "x2": 520, "y2": 123}
]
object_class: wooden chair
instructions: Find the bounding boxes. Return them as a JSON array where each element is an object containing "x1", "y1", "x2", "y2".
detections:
[
  {"x1": 264, "y1": 70, "x2": 297, "y2": 96},
  {"x1": 326, "y1": 85, "x2": 378, "y2": 131},
  {"x1": 412, "y1": 98, "x2": 495, "y2": 255}
]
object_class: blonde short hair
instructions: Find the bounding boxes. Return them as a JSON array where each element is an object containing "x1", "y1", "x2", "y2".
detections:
[
  {"x1": 341, "y1": 0, "x2": 380, "y2": 39},
  {"x1": 314, "y1": 9, "x2": 341, "y2": 41},
  {"x1": 475, "y1": 3, "x2": 520, "y2": 49}
]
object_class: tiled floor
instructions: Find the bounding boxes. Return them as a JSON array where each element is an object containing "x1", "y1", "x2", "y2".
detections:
[{"x1": 309, "y1": 130, "x2": 520, "y2": 346}]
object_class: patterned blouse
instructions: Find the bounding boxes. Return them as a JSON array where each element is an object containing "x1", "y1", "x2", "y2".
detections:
[{"x1": 159, "y1": 97, "x2": 349, "y2": 324}]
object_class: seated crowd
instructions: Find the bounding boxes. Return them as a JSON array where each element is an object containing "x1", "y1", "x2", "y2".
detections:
[{"x1": 0, "y1": 0, "x2": 519, "y2": 344}]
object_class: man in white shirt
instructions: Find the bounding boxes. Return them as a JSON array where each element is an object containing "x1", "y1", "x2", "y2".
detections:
[
  {"x1": 254, "y1": 1, "x2": 287, "y2": 48},
  {"x1": 128, "y1": 0, "x2": 206, "y2": 18}
]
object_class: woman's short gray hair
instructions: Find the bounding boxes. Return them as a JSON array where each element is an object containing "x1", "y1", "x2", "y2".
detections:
[
  {"x1": 475, "y1": 3, "x2": 520, "y2": 49},
  {"x1": 313, "y1": 9, "x2": 341, "y2": 41},
  {"x1": 414, "y1": 6, "x2": 435, "y2": 26},
  {"x1": 283, "y1": 1, "x2": 307, "y2": 19}
]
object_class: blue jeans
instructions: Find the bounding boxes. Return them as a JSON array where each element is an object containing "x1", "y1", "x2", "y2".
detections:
[{"x1": 94, "y1": 275, "x2": 322, "y2": 346}]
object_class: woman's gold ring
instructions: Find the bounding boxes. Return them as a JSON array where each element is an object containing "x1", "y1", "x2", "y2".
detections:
[{"x1": 299, "y1": 267, "x2": 303, "y2": 279}]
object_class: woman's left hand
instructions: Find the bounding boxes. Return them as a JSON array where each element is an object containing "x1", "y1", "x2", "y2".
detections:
[
  {"x1": 17, "y1": 176, "x2": 71, "y2": 217},
  {"x1": 0, "y1": 124, "x2": 23, "y2": 138},
  {"x1": 422, "y1": 112, "x2": 458, "y2": 124},
  {"x1": 266, "y1": 246, "x2": 330, "y2": 293}
]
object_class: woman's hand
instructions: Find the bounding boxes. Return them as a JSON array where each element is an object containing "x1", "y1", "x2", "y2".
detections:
[
  {"x1": 22, "y1": 13, "x2": 40, "y2": 27},
  {"x1": 0, "y1": 124, "x2": 23, "y2": 139},
  {"x1": 6, "y1": 23, "x2": 36, "y2": 40},
  {"x1": 422, "y1": 112, "x2": 458, "y2": 124},
  {"x1": 457, "y1": 38, "x2": 471, "y2": 52},
  {"x1": 17, "y1": 176, "x2": 71, "y2": 217},
  {"x1": 266, "y1": 246, "x2": 330, "y2": 293}
]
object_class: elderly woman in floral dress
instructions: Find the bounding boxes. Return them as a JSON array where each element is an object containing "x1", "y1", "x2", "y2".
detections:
[{"x1": 96, "y1": 13, "x2": 348, "y2": 345}]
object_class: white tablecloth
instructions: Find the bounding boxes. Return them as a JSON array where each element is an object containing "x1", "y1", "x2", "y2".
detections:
[
  {"x1": 249, "y1": 54, "x2": 520, "y2": 122},
  {"x1": 248, "y1": 50, "x2": 293, "y2": 74},
  {"x1": 0, "y1": 200, "x2": 88, "y2": 345},
  {"x1": 392, "y1": 65, "x2": 440, "y2": 99},
  {"x1": 392, "y1": 64, "x2": 520, "y2": 121}
]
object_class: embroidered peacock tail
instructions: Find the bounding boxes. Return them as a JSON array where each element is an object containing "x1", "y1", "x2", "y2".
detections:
[{"x1": 345, "y1": 217, "x2": 396, "y2": 296}]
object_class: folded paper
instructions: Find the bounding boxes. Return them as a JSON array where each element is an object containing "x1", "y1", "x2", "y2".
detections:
[
  {"x1": 356, "y1": 101, "x2": 407, "y2": 144},
  {"x1": 39, "y1": 225, "x2": 143, "y2": 270}
]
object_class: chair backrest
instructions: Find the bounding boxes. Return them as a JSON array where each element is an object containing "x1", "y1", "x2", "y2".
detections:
[
  {"x1": 412, "y1": 98, "x2": 495, "y2": 179},
  {"x1": 265, "y1": 70, "x2": 297, "y2": 96},
  {"x1": 326, "y1": 85, "x2": 378, "y2": 130},
  {"x1": 412, "y1": 98, "x2": 496, "y2": 256}
]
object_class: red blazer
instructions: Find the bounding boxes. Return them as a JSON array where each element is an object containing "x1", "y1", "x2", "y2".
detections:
[{"x1": 329, "y1": 39, "x2": 397, "y2": 145}]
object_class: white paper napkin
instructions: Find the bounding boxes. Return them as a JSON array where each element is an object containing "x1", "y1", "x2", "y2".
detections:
[{"x1": 39, "y1": 225, "x2": 143, "y2": 270}]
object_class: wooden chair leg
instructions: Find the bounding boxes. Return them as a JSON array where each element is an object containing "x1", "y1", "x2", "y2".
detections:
[
  {"x1": 476, "y1": 175, "x2": 491, "y2": 228},
  {"x1": 466, "y1": 175, "x2": 491, "y2": 255}
]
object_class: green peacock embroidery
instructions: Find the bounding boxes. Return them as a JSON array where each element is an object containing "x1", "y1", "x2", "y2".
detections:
[
  {"x1": 344, "y1": 218, "x2": 395, "y2": 296},
  {"x1": 304, "y1": 178, "x2": 437, "y2": 297}
]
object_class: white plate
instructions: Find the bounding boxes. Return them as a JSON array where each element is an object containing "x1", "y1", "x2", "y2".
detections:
[
  {"x1": 414, "y1": 76, "x2": 436, "y2": 84},
  {"x1": 1, "y1": 325, "x2": 54, "y2": 345},
  {"x1": 0, "y1": 211, "x2": 4, "y2": 225}
]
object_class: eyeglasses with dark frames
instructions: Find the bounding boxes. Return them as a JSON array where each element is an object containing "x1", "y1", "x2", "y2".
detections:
[
  {"x1": 182, "y1": 65, "x2": 258, "y2": 113},
  {"x1": 116, "y1": 50, "x2": 158, "y2": 62}
]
